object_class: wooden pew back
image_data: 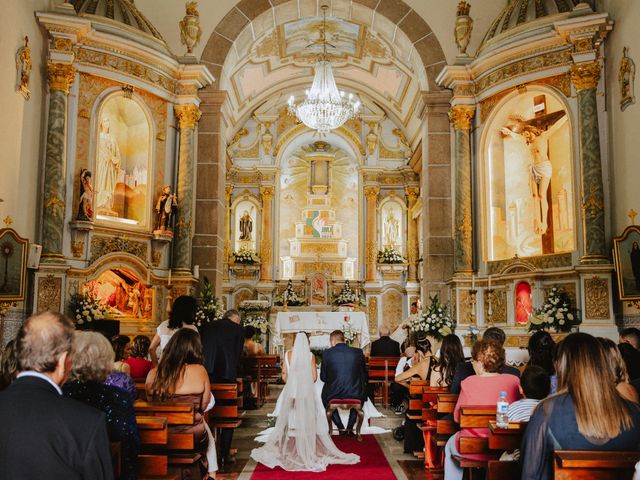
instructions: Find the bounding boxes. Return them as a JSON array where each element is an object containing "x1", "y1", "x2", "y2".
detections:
[
  {"x1": 554, "y1": 450, "x2": 640, "y2": 480},
  {"x1": 208, "y1": 383, "x2": 242, "y2": 430},
  {"x1": 457, "y1": 405, "x2": 495, "y2": 455}
]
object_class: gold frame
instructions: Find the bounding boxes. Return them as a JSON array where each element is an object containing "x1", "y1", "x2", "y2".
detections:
[
  {"x1": 0, "y1": 228, "x2": 29, "y2": 302},
  {"x1": 613, "y1": 225, "x2": 640, "y2": 301}
]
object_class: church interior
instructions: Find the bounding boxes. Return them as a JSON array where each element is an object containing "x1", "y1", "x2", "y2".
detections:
[{"x1": 2, "y1": 0, "x2": 640, "y2": 477}]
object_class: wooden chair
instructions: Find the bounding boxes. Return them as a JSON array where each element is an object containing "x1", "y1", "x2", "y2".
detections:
[
  {"x1": 452, "y1": 405, "x2": 496, "y2": 479},
  {"x1": 366, "y1": 356, "x2": 401, "y2": 408},
  {"x1": 326, "y1": 399, "x2": 365, "y2": 441},
  {"x1": 554, "y1": 450, "x2": 640, "y2": 480}
]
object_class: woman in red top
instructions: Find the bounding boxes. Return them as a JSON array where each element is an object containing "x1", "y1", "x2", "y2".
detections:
[
  {"x1": 124, "y1": 335, "x2": 154, "y2": 380},
  {"x1": 444, "y1": 338, "x2": 521, "y2": 480}
]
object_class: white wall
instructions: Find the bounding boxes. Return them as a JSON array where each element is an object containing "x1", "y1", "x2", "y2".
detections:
[{"x1": 0, "y1": 0, "x2": 52, "y2": 240}]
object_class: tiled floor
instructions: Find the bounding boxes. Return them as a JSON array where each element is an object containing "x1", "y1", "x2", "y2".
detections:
[{"x1": 216, "y1": 386, "x2": 427, "y2": 480}]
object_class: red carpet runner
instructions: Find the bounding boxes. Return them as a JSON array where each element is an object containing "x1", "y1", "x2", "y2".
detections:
[{"x1": 250, "y1": 434, "x2": 396, "y2": 480}]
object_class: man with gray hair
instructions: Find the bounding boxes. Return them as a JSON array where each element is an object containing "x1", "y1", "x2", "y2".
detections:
[
  {"x1": 0, "y1": 312, "x2": 113, "y2": 480},
  {"x1": 370, "y1": 324, "x2": 401, "y2": 357}
]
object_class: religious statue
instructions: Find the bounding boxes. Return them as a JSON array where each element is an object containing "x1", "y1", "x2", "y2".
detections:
[
  {"x1": 454, "y1": 1, "x2": 473, "y2": 57},
  {"x1": 239, "y1": 210, "x2": 253, "y2": 241},
  {"x1": 630, "y1": 241, "x2": 640, "y2": 291},
  {"x1": 155, "y1": 186, "x2": 178, "y2": 232},
  {"x1": 619, "y1": 47, "x2": 636, "y2": 111},
  {"x1": 500, "y1": 111, "x2": 565, "y2": 236},
  {"x1": 261, "y1": 122, "x2": 273, "y2": 156},
  {"x1": 15, "y1": 36, "x2": 31, "y2": 100},
  {"x1": 95, "y1": 117, "x2": 122, "y2": 214},
  {"x1": 179, "y1": 1, "x2": 202, "y2": 55},
  {"x1": 77, "y1": 168, "x2": 93, "y2": 221},
  {"x1": 366, "y1": 122, "x2": 378, "y2": 155},
  {"x1": 384, "y1": 211, "x2": 400, "y2": 248}
]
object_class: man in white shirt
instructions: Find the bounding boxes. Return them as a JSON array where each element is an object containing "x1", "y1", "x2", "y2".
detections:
[{"x1": 390, "y1": 302, "x2": 420, "y2": 347}]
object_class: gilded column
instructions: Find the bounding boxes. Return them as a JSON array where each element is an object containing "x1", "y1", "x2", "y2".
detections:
[
  {"x1": 41, "y1": 63, "x2": 75, "y2": 262},
  {"x1": 223, "y1": 184, "x2": 233, "y2": 281},
  {"x1": 405, "y1": 186, "x2": 420, "y2": 281},
  {"x1": 571, "y1": 61, "x2": 607, "y2": 261},
  {"x1": 450, "y1": 105, "x2": 475, "y2": 275},
  {"x1": 364, "y1": 186, "x2": 380, "y2": 282},
  {"x1": 173, "y1": 104, "x2": 201, "y2": 274},
  {"x1": 259, "y1": 185, "x2": 274, "y2": 281}
]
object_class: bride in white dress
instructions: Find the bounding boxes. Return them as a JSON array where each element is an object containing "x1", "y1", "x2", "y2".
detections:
[{"x1": 250, "y1": 332, "x2": 360, "y2": 472}]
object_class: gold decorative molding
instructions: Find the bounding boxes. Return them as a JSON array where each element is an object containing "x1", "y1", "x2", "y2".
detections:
[
  {"x1": 487, "y1": 253, "x2": 573, "y2": 275},
  {"x1": 47, "y1": 63, "x2": 75, "y2": 93},
  {"x1": 151, "y1": 249, "x2": 162, "y2": 267},
  {"x1": 449, "y1": 105, "x2": 475, "y2": 130},
  {"x1": 36, "y1": 275, "x2": 62, "y2": 314},
  {"x1": 458, "y1": 209, "x2": 473, "y2": 241},
  {"x1": 260, "y1": 185, "x2": 274, "y2": 200},
  {"x1": 366, "y1": 240, "x2": 378, "y2": 264},
  {"x1": 485, "y1": 289, "x2": 507, "y2": 324},
  {"x1": 582, "y1": 180, "x2": 604, "y2": 220},
  {"x1": 571, "y1": 61, "x2": 601, "y2": 92},
  {"x1": 295, "y1": 262, "x2": 341, "y2": 276},
  {"x1": 368, "y1": 297, "x2": 379, "y2": 335},
  {"x1": 585, "y1": 276, "x2": 610, "y2": 320},
  {"x1": 90, "y1": 235, "x2": 147, "y2": 264},
  {"x1": 364, "y1": 186, "x2": 380, "y2": 200},
  {"x1": 174, "y1": 104, "x2": 202, "y2": 130},
  {"x1": 70, "y1": 240, "x2": 84, "y2": 258},
  {"x1": 225, "y1": 184, "x2": 234, "y2": 201},
  {"x1": 405, "y1": 186, "x2": 420, "y2": 202},
  {"x1": 45, "y1": 195, "x2": 65, "y2": 216}
]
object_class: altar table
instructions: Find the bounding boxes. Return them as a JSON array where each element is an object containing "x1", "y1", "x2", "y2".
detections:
[{"x1": 273, "y1": 311, "x2": 370, "y2": 349}]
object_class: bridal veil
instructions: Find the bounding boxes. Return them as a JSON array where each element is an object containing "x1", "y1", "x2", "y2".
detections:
[{"x1": 250, "y1": 332, "x2": 360, "y2": 472}]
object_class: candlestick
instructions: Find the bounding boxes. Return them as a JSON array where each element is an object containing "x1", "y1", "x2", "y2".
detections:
[
  {"x1": 488, "y1": 275, "x2": 492, "y2": 290},
  {"x1": 168, "y1": 269, "x2": 172, "y2": 286},
  {"x1": 471, "y1": 274, "x2": 475, "y2": 290},
  {"x1": 193, "y1": 265, "x2": 199, "y2": 278},
  {"x1": 146, "y1": 268, "x2": 151, "y2": 285},
  {"x1": 469, "y1": 289, "x2": 477, "y2": 325}
]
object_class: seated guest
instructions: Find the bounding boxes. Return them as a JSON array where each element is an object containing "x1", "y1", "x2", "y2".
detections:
[
  {"x1": 450, "y1": 327, "x2": 520, "y2": 394},
  {"x1": 0, "y1": 313, "x2": 113, "y2": 479},
  {"x1": 619, "y1": 342, "x2": 640, "y2": 381},
  {"x1": 521, "y1": 333, "x2": 640, "y2": 480},
  {"x1": 370, "y1": 324, "x2": 401, "y2": 357},
  {"x1": 389, "y1": 345, "x2": 416, "y2": 414},
  {"x1": 147, "y1": 328, "x2": 214, "y2": 479},
  {"x1": 112, "y1": 334, "x2": 132, "y2": 375},
  {"x1": 64, "y1": 331, "x2": 140, "y2": 480},
  {"x1": 509, "y1": 365, "x2": 551, "y2": 422},
  {"x1": 124, "y1": 335, "x2": 154, "y2": 379},
  {"x1": 243, "y1": 326, "x2": 264, "y2": 356},
  {"x1": 430, "y1": 334, "x2": 465, "y2": 388},
  {"x1": 444, "y1": 339, "x2": 521, "y2": 480},
  {"x1": 527, "y1": 331, "x2": 557, "y2": 393},
  {"x1": 105, "y1": 335, "x2": 137, "y2": 402},
  {"x1": 599, "y1": 337, "x2": 639, "y2": 403},
  {"x1": 620, "y1": 327, "x2": 640, "y2": 350},
  {"x1": 0, "y1": 339, "x2": 17, "y2": 391},
  {"x1": 149, "y1": 295, "x2": 199, "y2": 364}
]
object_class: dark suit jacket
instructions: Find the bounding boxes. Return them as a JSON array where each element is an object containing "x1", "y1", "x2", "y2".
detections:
[
  {"x1": 449, "y1": 360, "x2": 521, "y2": 394},
  {"x1": 0, "y1": 375, "x2": 113, "y2": 480},
  {"x1": 370, "y1": 336, "x2": 401, "y2": 357},
  {"x1": 201, "y1": 318, "x2": 245, "y2": 382},
  {"x1": 321, "y1": 343, "x2": 367, "y2": 404}
]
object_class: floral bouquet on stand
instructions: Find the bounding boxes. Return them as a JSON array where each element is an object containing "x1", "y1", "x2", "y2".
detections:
[
  {"x1": 68, "y1": 292, "x2": 110, "y2": 326},
  {"x1": 274, "y1": 279, "x2": 306, "y2": 306},
  {"x1": 232, "y1": 246, "x2": 260, "y2": 264},
  {"x1": 377, "y1": 247, "x2": 406, "y2": 264},
  {"x1": 342, "y1": 321, "x2": 358, "y2": 346},
  {"x1": 408, "y1": 294, "x2": 455, "y2": 341},
  {"x1": 528, "y1": 287, "x2": 578, "y2": 333},
  {"x1": 333, "y1": 280, "x2": 359, "y2": 306},
  {"x1": 241, "y1": 314, "x2": 270, "y2": 338},
  {"x1": 195, "y1": 276, "x2": 224, "y2": 328}
]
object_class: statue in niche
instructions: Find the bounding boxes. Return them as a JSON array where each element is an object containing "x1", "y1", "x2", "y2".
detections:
[
  {"x1": 95, "y1": 117, "x2": 122, "y2": 214},
  {"x1": 15, "y1": 36, "x2": 31, "y2": 100},
  {"x1": 500, "y1": 111, "x2": 565, "y2": 236},
  {"x1": 154, "y1": 186, "x2": 178, "y2": 232},
  {"x1": 239, "y1": 210, "x2": 253, "y2": 241},
  {"x1": 77, "y1": 168, "x2": 93, "y2": 221},
  {"x1": 619, "y1": 47, "x2": 636, "y2": 111},
  {"x1": 384, "y1": 211, "x2": 400, "y2": 248}
]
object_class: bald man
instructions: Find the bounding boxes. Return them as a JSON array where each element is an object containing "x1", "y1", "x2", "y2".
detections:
[
  {"x1": 0, "y1": 313, "x2": 113, "y2": 480},
  {"x1": 370, "y1": 324, "x2": 401, "y2": 357}
]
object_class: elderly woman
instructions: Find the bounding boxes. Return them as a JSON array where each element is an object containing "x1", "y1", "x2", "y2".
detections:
[
  {"x1": 444, "y1": 339, "x2": 521, "y2": 480},
  {"x1": 63, "y1": 331, "x2": 140, "y2": 480}
]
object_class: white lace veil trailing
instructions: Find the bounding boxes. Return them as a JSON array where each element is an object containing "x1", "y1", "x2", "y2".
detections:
[{"x1": 250, "y1": 332, "x2": 360, "y2": 472}]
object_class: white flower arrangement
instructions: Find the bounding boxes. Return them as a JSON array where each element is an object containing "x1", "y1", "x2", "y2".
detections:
[
  {"x1": 377, "y1": 247, "x2": 406, "y2": 264},
  {"x1": 333, "y1": 280, "x2": 359, "y2": 306},
  {"x1": 529, "y1": 287, "x2": 578, "y2": 333},
  {"x1": 242, "y1": 314, "x2": 270, "y2": 335},
  {"x1": 232, "y1": 246, "x2": 260, "y2": 264},
  {"x1": 274, "y1": 279, "x2": 306, "y2": 306},
  {"x1": 342, "y1": 321, "x2": 358, "y2": 346},
  {"x1": 195, "y1": 276, "x2": 224, "y2": 327},
  {"x1": 408, "y1": 294, "x2": 455, "y2": 340},
  {"x1": 69, "y1": 292, "x2": 110, "y2": 326}
]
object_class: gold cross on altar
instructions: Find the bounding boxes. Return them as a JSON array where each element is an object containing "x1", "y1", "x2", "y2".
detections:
[{"x1": 629, "y1": 208, "x2": 638, "y2": 225}]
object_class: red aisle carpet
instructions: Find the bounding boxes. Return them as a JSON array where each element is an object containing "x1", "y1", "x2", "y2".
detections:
[{"x1": 250, "y1": 434, "x2": 396, "y2": 480}]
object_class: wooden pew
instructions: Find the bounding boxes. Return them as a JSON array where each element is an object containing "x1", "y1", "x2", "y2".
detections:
[
  {"x1": 453, "y1": 405, "x2": 496, "y2": 476},
  {"x1": 409, "y1": 383, "x2": 448, "y2": 468},
  {"x1": 405, "y1": 380, "x2": 430, "y2": 459},
  {"x1": 430, "y1": 393, "x2": 459, "y2": 469},
  {"x1": 241, "y1": 355, "x2": 280, "y2": 407},
  {"x1": 208, "y1": 383, "x2": 242, "y2": 436},
  {"x1": 554, "y1": 450, "x2": 640, "y2": 480},
  {"x1": 486, "y1": 421, "x2": 527, "y2": 479},
  {"x1": 367, "y1": 356, "x2": 401, "y2": 408}
]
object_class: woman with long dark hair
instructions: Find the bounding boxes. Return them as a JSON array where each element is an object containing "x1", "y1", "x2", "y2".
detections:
[
  {"x1": 521, "y1": 333, "x2": 640, "y2": 479},
  {"x1": 430, "y1": 335, "x2": 465, "y2": 388},
  {"x1": 598, "y1": 337, "x2": 638, "y2": 403},
  {"x1": 146, "y1": 328, "x2": 215, "y2": 479},
  {"x1": 149, "y1": 295, "x2": 198, "y2": 364},
  {"x1": 527, "y1": 330, "x2": 556, "y2": 392}
]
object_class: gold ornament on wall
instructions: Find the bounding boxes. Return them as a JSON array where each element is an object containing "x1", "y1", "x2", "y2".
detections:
[
  {"x1": 15, "y1": 36, "x2": 31, "y2": 100},
  {"x1": 454, "y1": 1, "x2": 473, "y2": 57},
  {"x1": 571, "y1": 61, "x2": 601, "y2": 93},
  {"x1": 584, "y1": 276, "x2": 610, "y2": 320},
  {"x1": 179, "y1": 1, "x2": 202, "y2": 55},
  {"x1": 261, "y1": 122, "x2": 273, "y2": 156},
  {"x1": 619, "y1": 47, "x2": 636, "y2": 111},
  {"x1": 449, "y1": 105, "x2": 475, "y2": 130},
  {"x1": 366, "y1": 122, "x2": 378, "y2": 156},
  {"x1": 47, "y1": 62, "x2": 75, "y2": 93}
]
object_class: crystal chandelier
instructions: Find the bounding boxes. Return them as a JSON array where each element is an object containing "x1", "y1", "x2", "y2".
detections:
[{"x1": 287, "y1": 6, "x2": 360, "y2": 135}]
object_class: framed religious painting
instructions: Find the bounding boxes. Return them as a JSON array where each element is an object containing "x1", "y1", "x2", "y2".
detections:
[
  {"x1": 613, "y1": 225, "x2": 640, "y2": 301},
  {"x1": 0, "y1": 228, "x2": 29, "y2": 302}
]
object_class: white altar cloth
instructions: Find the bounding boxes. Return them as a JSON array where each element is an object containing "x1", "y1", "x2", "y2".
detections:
[{"x1": 274, "y1": 311, "x2": 370, "y2": 348}]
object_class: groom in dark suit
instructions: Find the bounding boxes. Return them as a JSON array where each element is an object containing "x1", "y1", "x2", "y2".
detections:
[{"x1": 321, "y1": 330, "x2": 367, "y2": 435}]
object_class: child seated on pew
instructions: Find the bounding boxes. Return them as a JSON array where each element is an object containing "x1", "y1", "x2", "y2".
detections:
[{"x1": 508, "y1": 365, "x2": 551, "y2": 422}]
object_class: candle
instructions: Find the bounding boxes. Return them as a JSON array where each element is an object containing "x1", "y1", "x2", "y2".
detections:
[
  {"x1": 488, "y1": 275, "x2": 492, "y2": 290},
  {"x1": 146, "y1": 269, "x2": 151, "y2": 285},
  {"x1": 471, "y1": 274, "x2": 475, "y2": 290},
  {"x1": 168, "y1": 269, "x2": 172, "y2": 286},
  {"x1": 193, "y1": 265, "x2": 200, "y2": 278}
]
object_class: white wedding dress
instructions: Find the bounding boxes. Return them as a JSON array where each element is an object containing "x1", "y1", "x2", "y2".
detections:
[{"x1": 250, "y1": 333, "x2": 360, "y2": 472}]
